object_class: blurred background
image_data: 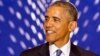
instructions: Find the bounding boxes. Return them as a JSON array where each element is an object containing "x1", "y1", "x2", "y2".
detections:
[{"x1": 0, "y1": 0, "x2": 100, "y2": 56}]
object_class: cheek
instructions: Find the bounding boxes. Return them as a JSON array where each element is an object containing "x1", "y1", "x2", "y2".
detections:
[
  {"x1": 58, "y1": 24, "x2": 68, "y2": 31},
  {"x1": 57, "y1": 24, "x2": 69, "y2": 35},
  {"x1": 46, "y1": 34, "x2": 57, "y2": 42},
  {"x1": 43, "y1": 24, "x2": 46, "y2": 28},
  {"x1": 43, "y1": 25, "x2": 46, "y2": 32}
]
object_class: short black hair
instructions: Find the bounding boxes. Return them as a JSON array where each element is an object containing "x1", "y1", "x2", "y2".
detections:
[{"x1": 49, "y1": 1, "x2": 78, "y2": 21}]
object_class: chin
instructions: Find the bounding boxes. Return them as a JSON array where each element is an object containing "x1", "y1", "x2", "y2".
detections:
[
  {"x1": 46, "y1": 38, "x2": 55, "y2": 43},
  {"x1": 46, "y1": 35, "x2": 56, "y2": 42}
]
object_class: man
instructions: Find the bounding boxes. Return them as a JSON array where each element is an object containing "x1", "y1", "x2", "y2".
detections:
[{"x1": 20, "y1": 1, "x2": 97, "y2": 56}]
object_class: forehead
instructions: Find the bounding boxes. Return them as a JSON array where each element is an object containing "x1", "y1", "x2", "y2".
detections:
[
  {"x1": 48, "y1": 6, "x2": 63, "y2": 10},
  {"x1": 46, "y1": 6, "x2": 70, "y2": 18},
  {"x1": 46, "y1": 6, "x2": 65, "y2": 15}
]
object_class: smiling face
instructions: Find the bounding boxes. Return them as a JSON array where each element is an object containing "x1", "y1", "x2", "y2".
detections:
[{"x1": 44, "y1": 6, "x2": 72, "y2": 45}]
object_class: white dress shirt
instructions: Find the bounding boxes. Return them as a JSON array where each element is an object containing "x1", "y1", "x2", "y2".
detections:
[{"x1": 49, "y1": 40, "x2": 71, "y2": 56}]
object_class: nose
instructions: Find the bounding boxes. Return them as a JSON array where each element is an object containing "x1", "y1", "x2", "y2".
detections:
[{"x1": 45, "y1": 19, "x2": 53, "y2": 28}]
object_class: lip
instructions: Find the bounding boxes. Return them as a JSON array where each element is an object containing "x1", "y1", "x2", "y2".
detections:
[{"x1": 45, "y1": 30, "x2": 55, "y2": 35}]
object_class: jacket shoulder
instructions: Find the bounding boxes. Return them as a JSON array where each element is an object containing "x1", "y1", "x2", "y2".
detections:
[
  {"x1": 20, "y1": 44, "x2": 46, "y2": 56},
  {"x1": 72, "y1": 44, "x2": 98, "y2": 56}
]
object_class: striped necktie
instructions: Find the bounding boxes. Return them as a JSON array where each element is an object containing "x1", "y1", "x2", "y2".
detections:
[{"x1": 56, "y1": 49, "x2": 62, "y2": 56}]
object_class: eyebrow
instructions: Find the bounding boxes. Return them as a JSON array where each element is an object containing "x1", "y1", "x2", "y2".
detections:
[
  {"x1": 52, "y1": 16, "x2": 59, "y2": 19},
  {"x1": 45, "y1": 15, "x2": 49, "y2": 18},
  {"x1": 52, "y1": 16, "x2": 61, "y2": 20},
  {"x1": 45, "y1": 15, "x2": 61, "y2": 21}
]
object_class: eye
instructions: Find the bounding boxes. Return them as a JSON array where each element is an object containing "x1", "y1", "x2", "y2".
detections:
[
  {"x1": 53, "y1": 16, "x2": 60, "y2": 22},
  {"x1": 45, "y1": 16, "x2": 49, "y2": 21}
]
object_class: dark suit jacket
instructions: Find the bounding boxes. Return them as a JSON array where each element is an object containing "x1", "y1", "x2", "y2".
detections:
[{"x1": 20, "y1": 43, "x2": 98, "y2": 56}]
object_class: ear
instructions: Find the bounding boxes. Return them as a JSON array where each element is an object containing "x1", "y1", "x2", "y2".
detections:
[{"x1": 68, "y1": 21, "x2": 77, "y2": 32}]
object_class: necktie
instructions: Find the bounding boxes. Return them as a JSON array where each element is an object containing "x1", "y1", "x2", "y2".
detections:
[{"x1": 56, "y1": 49, "x2": 62, "y2": 56}]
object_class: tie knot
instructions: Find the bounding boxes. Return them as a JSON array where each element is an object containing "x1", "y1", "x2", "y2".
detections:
[{"x1": 56, "y1": 49, "x2": 62, "y2": 56}]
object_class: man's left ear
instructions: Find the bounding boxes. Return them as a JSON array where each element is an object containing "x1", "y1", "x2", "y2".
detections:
[{"x1": 68, "y1": 21, "x2": 77, "y2": 32}]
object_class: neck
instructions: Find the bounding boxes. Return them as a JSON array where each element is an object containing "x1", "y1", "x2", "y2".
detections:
[{"x1": 49, "y1": 34, "x2": 70, "y2": 48}]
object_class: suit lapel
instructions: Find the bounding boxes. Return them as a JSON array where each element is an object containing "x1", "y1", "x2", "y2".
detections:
[
  {"x1": 70, "y1": 43, "x2": 81, "y2": 56},
  {"x1": 38, "y1": 42, "x2": 81, "y2": 56},
  {"x1": 39, "y1": 43, "x2": 50, "y2": 56}
]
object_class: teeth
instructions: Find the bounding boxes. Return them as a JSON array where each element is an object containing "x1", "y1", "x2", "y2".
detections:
[{"x1": 47, "y1": 31, "x2": 53, "y2": 34}]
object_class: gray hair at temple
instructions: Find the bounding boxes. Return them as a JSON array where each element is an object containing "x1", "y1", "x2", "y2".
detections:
[{"x1": 49, "y1": 1, "x2": 78, "y2": 21}]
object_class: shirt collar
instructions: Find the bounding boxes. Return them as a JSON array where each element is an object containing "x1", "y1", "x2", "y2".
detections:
[
  {"x1": 49, "y1": 43, "x2": 59, "y2": 55},
  {"x1": 49, "y1": 40, "x2": 71, "y2": 56},
  {"x1": 60, "y1": 40, "x2": 71, "y2": 56}
]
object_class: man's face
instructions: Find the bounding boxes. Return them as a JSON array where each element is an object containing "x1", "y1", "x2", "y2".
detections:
[{"x1": 44, "y1": 6, "x2": 70, "y2": 43}]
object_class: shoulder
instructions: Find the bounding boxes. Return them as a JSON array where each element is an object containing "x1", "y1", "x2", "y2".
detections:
[
  {"x1": 77, "y1": 46, "x2": 96, "y2": 56},
  {"x1": 71, "y1": 43, "x2": 98, "y2": 56},
  {"x1": 20, "y1": 43, "x2": 47, "y2": 56}
]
